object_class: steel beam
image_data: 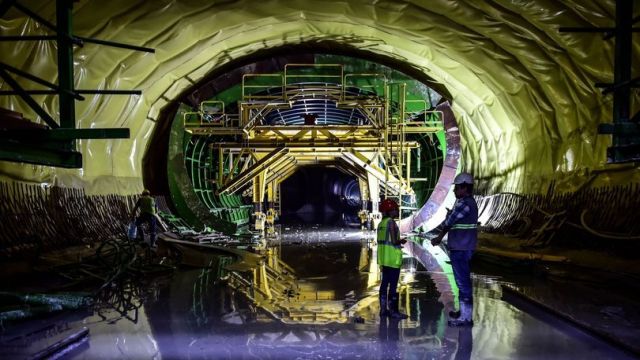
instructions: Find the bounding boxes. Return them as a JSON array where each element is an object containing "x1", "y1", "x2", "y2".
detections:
[
  {"x1": 266, "y1": 160, "x2": 298, "y2": 185},
  {"x1": 0, "y1": 35, "x2": 57, "y2": 41},
  {"x1": 0, "y1": 68, "x2": 59, "y2": 128},
  {"x1": 265, "y1": 156, "x2": 297, "y2": 178},
  {"x1": 76, "y1": 89, "x2": 142, "y2": 95},
  {"x1": 598, "y1": 122, "x2": 640, "y2": 135},
  {"x1": 75, "y1": 36, "x2": 155, "y2": 53},
  {"x1": 563, "y1": 1, "x2": 638, "y2": 162},
  {"x1": 217, "y1": 141, "x2": 417, "y2": 149},
  {"x1": 0, "y1": 0, "x2": 146, "y2": 168},
  {"x1": 0, "y1": 0, "x2": 17, "y2": 18},
  {"x1": 0, "y1": 141, "x2": 82, "y2": 168},
  {"x1": 56, "y1": 0, "x2": 75, "y2": 132},
  {"x1": 12, "y1": 1, "x2": 56, "y2": 31},
  {"x1": 274, "y1": 166, "x2": 298, "y2": 185},
  {"x1": 222, "y1": 148, "x2": 247, "y2": 184},
  {"x1": 0, "y1": 61, "x2": 86, "y2": 99},
  {"x1": 217, "y1": 147, "x2": 288, "y2": 194},
  {"x1": 595, "y1": 77, "x2": 640, "y2": 95},
  {"x1": 0, "y1": 128, "x2": 130, "y2": 140},
  {"x1": 335, "y1": 160, "x2": 368, "y2": 182},
  {"x1": 342, "y1": 150, "x2": 413, "y2": 195}
]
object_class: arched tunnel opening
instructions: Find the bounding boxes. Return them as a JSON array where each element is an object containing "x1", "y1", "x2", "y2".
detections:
[
  {"x1": 1, "y1": 1, "x2": 640, "y2": 359},
  {"x1": 279, "y1": 167, "x2": 362, "y2": 226},
  {"x1": 148, "y1": 50, "x2": 450, "y2": 235}
]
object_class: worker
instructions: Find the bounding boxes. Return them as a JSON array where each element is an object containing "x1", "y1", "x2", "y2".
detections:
[
  {"x1": 358, "y1": 209, "x2": 369, "y2": 230},
  {"x1": 431, "y1": 172, "x2": 478, "y2": 326},
  {"x1": 131, "y1": 189, "x2": 158, "y2": 247},
  {"x1": 377, "y1": 198, "x2": 408, "y2": 320},
  {"x1": 265, "y1": 208, "x2": 277, "y2": 236},
  {"x1": 302, "y1": 113, "x2": 317, "y2": 125}
]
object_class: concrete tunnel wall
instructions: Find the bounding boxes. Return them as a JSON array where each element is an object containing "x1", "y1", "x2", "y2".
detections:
[{"x1": 1, "y1": 0, "x2": 639, "y2": 201}]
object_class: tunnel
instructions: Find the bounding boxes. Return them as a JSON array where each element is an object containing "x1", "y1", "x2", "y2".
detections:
[
  {"x1": 149, "y1": 51, "x2": 449, "y2": 233},
  {"x1": 278, "y1": 166, "x2": 363, "y2": 226},
  {"x1": 0, "y1": 1, "x2": 639, "y2": 359}
]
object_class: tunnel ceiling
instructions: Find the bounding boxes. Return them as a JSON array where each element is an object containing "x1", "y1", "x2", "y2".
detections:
[{"x1": 1, "y1": 0, "x2": 639, "y2": 194}]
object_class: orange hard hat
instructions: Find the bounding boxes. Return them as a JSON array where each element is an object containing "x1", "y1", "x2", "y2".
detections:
[{"x1": 379, "y1": 198, "x2": 399, "y2": 213}]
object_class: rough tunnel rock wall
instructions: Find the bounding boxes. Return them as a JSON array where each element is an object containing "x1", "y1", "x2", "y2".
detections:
[
  {"x1": 0, "y1": 182, "x2": 137, "y2": 259},
  {"x1": 476, "y1": 181, "x2": 640, "y2": 249}
]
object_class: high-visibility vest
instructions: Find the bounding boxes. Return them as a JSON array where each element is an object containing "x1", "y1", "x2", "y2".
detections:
[
  {"x1": 377, "y1": 217, "x2": 403, "y2": 268},
  {"x1": 139, "y1": 196, "x2": 156, "y2": 215}
]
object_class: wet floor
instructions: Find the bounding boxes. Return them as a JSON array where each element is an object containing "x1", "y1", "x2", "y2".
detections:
[{"x1": 1, "y1": 227, "x2": 635, "y2": 359}]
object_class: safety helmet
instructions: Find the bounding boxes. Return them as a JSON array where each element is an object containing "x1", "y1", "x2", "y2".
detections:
[
  {"x1": 379, "y1": 198, "x2": 399, "y2": 213},
  {"x1": 142, "y1": 189, "x2": 151, "y2": 196},
  {"x1": 453, "y1": 172, "x2": 474, "y2": 185}
]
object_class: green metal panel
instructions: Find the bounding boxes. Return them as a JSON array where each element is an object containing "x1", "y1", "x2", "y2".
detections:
[
  {"x1": 167, "y1": 103, "x2": 239, "y2": 234},
  {"x1": 0, "y1": 141, "x2": 82, "y2": 168},
  {"x1": 170, "y1": 54, "x2": 447, "y2": 228},
  {"x1": 0, "y1": 128, "x2": 130, "y2": 140}
]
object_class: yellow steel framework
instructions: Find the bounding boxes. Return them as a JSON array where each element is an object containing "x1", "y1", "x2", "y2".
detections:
[
  {"x1": 183, "y1": 64, "x2": 443, "y2": 224},
  {"x1": 220, "y1": 237, "x2": 416, "y2": 325}
]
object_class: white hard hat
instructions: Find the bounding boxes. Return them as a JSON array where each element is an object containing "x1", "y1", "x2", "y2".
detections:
[{"x1": 453, "y1": 172, "x2": 474, "y2": 185}]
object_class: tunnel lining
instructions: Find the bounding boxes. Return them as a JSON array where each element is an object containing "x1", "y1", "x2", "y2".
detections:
[{"x1": 1, "y1": 0, "x2": 635, "y2": 199}]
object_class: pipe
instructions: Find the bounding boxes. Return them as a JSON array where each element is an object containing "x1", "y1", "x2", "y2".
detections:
[{"x1": 476, "y1": 246, "x2": 568, "y2": 262}]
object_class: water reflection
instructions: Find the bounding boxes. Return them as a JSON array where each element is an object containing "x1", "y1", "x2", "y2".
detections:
[
  {"x1": 447, "y1": 326, "x2": 473, "y2": 360},
  {"x1": 1, "y1": 227, "x2": 633, "y2": 359},
  {"x1": 378, "y1": 318, "x2": 401, "y2": 359},
  {"x1": 115, "y1": 227, "x2": 459, "y2": 358}
]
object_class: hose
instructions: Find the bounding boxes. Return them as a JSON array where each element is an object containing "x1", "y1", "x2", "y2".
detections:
[{"x1": 579, "y1": 209, "x2": 640, "y2": 240}]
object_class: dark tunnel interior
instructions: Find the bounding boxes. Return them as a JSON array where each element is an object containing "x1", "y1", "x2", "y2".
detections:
[{"x1": 279, "y1": 167, "x2": 361, "y2": 226}]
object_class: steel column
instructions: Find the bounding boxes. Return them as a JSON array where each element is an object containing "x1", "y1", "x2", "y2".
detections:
[{"x1": 56, "y1": 0, "x2": 75, "y2": 147}]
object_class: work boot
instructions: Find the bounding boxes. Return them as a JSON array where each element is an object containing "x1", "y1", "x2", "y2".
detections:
[
  {"x1": 389, "y1": 296, "x2": 408, "y2": 320},
  {"x1": 448, "y1": 301, "x2": 473, "y2": 326},
  {"x1": 379, "y1": 295, "x2": 390, "y2": 317}
]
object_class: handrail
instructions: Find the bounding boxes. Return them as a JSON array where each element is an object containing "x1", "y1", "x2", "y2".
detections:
[
  {"x1": 242, "y1": 73, "x2": 284, "y2": 100},
  {"x1": 183, "y1": 111, "x2": 201, "y2": 128},
  {"x1": 200, "y1": 100, "x2": 225, "y2": 114},
  {"x1": 404, "y1": 99, "x2": 427, "y2": 121},
  {"x1": 403, "y1": 110, "x2": 444, "y2": 127},
  {"x1": 343, "y1": 73, "x2": 387, "y2": 100},
  {"x1": 199, "y1": 100, "x2": 226, "y2": 127},
  {"x1": 284, "y1": 64, "x2": 343, "y2": 101}
]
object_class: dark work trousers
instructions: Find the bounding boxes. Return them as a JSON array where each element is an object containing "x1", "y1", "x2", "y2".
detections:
[
  {"x1": 449, "y1": 250, "x2": 474, "y2": 302},
  {"x1": 379, "y1": 266, "x2": 401, "y2": 299},
  {"x1": 135, "y1": 212, "x2": 157, "y2": 246}
]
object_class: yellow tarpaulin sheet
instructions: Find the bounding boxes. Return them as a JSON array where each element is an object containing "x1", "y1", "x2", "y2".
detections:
[{"x1": 1, "y1": 0, "x2": 638, "y2": 194}]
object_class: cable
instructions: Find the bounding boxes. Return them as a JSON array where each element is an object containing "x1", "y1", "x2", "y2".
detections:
[{"x1": 579, "y1": 209, "x2": 640, "y2": 240}]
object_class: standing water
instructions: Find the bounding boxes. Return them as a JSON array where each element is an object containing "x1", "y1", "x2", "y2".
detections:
[{"x1": 0, "y1": 226, "x2": 633, "y2": 359}]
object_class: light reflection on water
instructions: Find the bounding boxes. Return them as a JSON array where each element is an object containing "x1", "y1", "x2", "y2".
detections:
[{"x1": 0, "y1": 227, "x2": 634, "y2": 359}]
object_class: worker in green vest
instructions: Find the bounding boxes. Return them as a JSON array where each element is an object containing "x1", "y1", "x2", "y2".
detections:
[
  {"x1": 377, "y1": 198, "x2": 408, "y2": 319},
  {"x1": 131, "y1": 189, "x2": 158, "y2": 247}
]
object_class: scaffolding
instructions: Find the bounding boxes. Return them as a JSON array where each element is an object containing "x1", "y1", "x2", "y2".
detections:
[{"x1": 183, "y1": 63, "x2": 443, "y2": 225}]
